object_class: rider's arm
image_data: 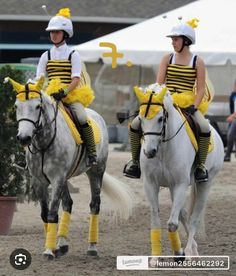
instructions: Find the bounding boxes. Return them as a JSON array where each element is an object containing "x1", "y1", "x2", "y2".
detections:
[
  {"x1": 156, "y1": 54, "x2": 169, "y2": 84},
  {"x1": 194, "y1": 57, "x2": 206, "y2": 108},
  {"x1": 36, "y1": 51, "x2": 48, "y2": 78}
]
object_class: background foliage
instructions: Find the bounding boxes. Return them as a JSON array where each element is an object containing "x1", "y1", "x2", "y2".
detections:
[{"x1": 0, "y1": 65, "x2": 27, "y2": 197}]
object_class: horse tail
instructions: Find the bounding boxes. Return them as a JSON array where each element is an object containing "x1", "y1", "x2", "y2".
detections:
[
  {"x1": 102, "y1": 172, "x2": 135, "y2": 221},
  {"x1": 189, "y1": 182, "x2": 206, "y2": 238}
]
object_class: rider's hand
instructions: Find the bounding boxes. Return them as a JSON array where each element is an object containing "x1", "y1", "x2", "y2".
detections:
[
  {"x1": 185, "y1": 105, "x2": 197, "y2": 115},
  {"x1": 51, "y1": 88, "x2": 68, "y2": 101}
]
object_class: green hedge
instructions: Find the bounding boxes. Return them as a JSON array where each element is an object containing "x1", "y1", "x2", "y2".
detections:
[{"x1": 0, "y1": 65, "x2": 27, "y2": 197}]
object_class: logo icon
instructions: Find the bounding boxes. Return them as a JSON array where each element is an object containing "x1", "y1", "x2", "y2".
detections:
[
  {"x1": 10, "y1": 248, "x2": 31, "y2": 270},
  {"x1": 99, "y1": 42, "x2": 133, "y2": 68}
]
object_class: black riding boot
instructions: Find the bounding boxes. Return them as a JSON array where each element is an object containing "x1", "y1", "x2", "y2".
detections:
[
  {"x1": 123, "y1": 127, "x2": 142, "y2": 179},
  {"x1": 80, "y1": 122, "x2": 97, "y2": 166},
  {"x1": 194, "y1": 132, "x2": 211, "y2": 183}
]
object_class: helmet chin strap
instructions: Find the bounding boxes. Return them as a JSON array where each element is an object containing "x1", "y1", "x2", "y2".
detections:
[
  {"x1": 50, "y1": 31, "x2": 69, "y2": 47},
  {"x1": 177, "y1": 36, "x2": 189, "y2": 53}
]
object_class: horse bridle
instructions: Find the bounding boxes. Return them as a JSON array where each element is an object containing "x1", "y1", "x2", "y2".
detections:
[
  {"x1": 16, "y1": 86, "x2": 60, "y2": 184},
  {"x1": 142, "y1": 103, "x2": 186, "y2": 143},
  {"x1": 16, "y1": 86, "x2": 59, "y2": 153}
]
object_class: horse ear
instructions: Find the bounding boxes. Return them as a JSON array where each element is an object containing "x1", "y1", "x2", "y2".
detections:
[
  {"x1": 158, "y1": 86, "x2": 167, "y2": 102},
  {"x1": 4, "y1": 77, "x2": 24, "y2": 93},
  {"x1": 134, "y1": 86, "x2": 145, "y2": 103},
  {"x1": 163, "y1": 89, "x2": 173, "y2": 110},
  {"x1": 35, "y1": 75, "x2": 45, "y2": 91}
]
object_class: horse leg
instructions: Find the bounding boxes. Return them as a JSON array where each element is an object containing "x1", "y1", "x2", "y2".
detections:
[
  {"x1": 185, "y1": 180, "x2": 212, "y2": 257},
  {"x1": 143, "y1": 179, "x2": 162, "y2": 256},
  {"x1": 179, "y1": 208, "x2": 198, "y2": 256},
  {"x1": 38, "y1": 184, "x2": 49, "y2": 236},
  {"x1": 86, "y1": 168, "x2": 103, "y2": 256},
  {"x1": 56, "y1": 182, "x2": 73, "y2": 257},
  {"x1": 168, "y1": 182, "x2": 188, "y2": 256},
  {"x1": 43, "y1": 180, "x2": 64, "y2": 259}
]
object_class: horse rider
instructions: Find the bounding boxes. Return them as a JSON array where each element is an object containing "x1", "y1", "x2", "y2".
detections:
[
  {"x1": 123, "y1": 18, "x2": 211, "y2": 183},
  {"x1": 36, "y1": 8, "x2": 97, "y2": 166}
]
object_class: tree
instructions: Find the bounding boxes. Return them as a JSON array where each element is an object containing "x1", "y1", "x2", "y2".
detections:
[{"x1": 0, "y1": 65, "x2": 26, "y2": 197}]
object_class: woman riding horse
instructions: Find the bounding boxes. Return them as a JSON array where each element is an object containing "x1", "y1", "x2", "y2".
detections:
[
  {"x1": 37, "y1": 7, "x2": 97, "y2": 166},
  {"x1": 124, "y1": 18, "x2": 211, "y2": 183}
]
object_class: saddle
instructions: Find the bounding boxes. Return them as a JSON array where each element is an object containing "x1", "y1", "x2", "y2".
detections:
[
  {"x1": 177, "y1": 107, "x2": 214, "y2": 153},
  {"x1": 58, "y1": 103, "x2": 101, "y2": 145}
]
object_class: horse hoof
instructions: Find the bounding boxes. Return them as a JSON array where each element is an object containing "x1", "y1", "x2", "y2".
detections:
[
  {"x1": 174, "y1": 252, "x2": 185, "y2": 263},
  {"x1": 54, "y1": 245, "x2": 69, "y2": 258},
  {"x1": 87, "y1": 249, "x2": 98, "y2": 256},
  {"x1": 43, "y1": 249, "x2": 55, "y2": 260},
  {"x1": 43, "y1": 253, "x2": 55, "y2": 260}
]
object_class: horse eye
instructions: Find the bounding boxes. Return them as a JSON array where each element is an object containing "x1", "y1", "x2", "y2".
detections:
[
  {"x1": 158, "y1": 117, "x2": 163, "y2": 123},
  {"x1": 36, "y1": 104, "x2": 41, "y2": 110}
]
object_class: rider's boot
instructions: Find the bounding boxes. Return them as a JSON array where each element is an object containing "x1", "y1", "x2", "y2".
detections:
[
  {"x1": 80, "y1": 122, "x2": 97, "y2": 166},
  {"x1": 194, "y1": 132, "x2": 211, "y2": 183},
  {"x1": 224, "y1": 138, "x2": 234, "y2": 162},
  {"x1": 123, "y1": 127, "x2": 142, "y2": 179}
]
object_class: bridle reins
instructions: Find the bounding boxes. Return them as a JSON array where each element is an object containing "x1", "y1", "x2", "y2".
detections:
[
  {"x1": 16, "y1": 89, "x2": 58, "y2": 153},
  {"x1": 141, "y1": 102, "x2": 186, "y2": 143},
  {"x1": 16, "y1": 88, "x2": 59, "y2": 183}
]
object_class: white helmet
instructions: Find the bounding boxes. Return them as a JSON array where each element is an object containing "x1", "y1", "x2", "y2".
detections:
[
  {"x1": 166, "y1": 18, "x2": 199, "y2": 45},
  {"x1": 46, "y1": 8, "x2": 73, "y2": 38}
]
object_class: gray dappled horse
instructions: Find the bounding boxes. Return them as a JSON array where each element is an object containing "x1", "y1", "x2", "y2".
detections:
[
  {"x1": 136, "y1": 86, "x2": 224, "y2": 258},
  {"x1": 5, "y1": 76, "x2": 133, "y2": 259}
]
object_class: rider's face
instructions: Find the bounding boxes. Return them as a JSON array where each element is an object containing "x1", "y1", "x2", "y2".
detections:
[
  {"x1": 171, "y1": 36, "x2": 184, "y2": 52},
  {"x1": 50, "y1": 30, "x2": 64, "y2": 45}
]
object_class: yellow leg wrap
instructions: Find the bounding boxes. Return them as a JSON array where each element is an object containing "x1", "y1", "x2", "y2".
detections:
[
  {"x1": 88, "y1": 214, "x2": 99, "y2": 243},
  {"x1": 44, "y1": 223, "x2": 48, "y2": 236},
  {"x1": 151, "y1": 229, "x2": 162, "y2": 256},
  {"x1": 58, "y1": 211, "x2": 71, "y2": 237},
  {"x1": 45, "y1": 223, "x2": 57, "y2": 250},
  {"x1": 168, "y1": 231, "x2": 181, "y2": 252}
]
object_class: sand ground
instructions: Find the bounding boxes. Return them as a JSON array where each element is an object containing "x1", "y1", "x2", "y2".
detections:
[{"x1": 0, "y1": 144, "x2": 235, "y2": 276}]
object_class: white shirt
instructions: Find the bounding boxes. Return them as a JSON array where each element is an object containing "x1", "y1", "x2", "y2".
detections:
[{"x1": 36, "y1": 43, "x2": 82, "y2": 79}]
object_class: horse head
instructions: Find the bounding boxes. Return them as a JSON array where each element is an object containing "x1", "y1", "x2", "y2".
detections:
[
  {"x1": 134, "y1": 85, "x2": 168, "y2": 158},
  {"x1": 4, "y1": 76, "x2": 45, "y2": 146}
]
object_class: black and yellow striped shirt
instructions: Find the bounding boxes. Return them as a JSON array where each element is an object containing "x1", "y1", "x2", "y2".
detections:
[
  {"x1": 46, "y1": 50, "x2": 74, "y2": 84},
  {"x1": 166, "y1": 55, "x2": 197, "y2": 93}
]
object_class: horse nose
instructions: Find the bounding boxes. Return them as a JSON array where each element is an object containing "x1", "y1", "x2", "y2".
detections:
[
  {"x1": 17, "y1": 134, "x2": 32, "y2": 146},
  {"x1": 144, "y1": 148, "x2": 157, "y2": 159}
]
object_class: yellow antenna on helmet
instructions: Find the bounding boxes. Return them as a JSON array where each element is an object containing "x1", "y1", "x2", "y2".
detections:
[
  {"x1": 56, "y1": 8, "x2": 71, "y2": 18},
  {"x1": 186, "y1": 18, "x2": 199, "y2": 29}
]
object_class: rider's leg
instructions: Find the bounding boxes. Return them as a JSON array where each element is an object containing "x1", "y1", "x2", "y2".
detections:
[
  {"x1": 123, "y1": 116, "x2": 142, "y2": 178},
  {"x1": 70, "y1": 102, "x2": 97, "y2": 165},
  {"x1": 193, "y1": 111, "x2": 211, "y2": 182},
  {"x1": 224, "y1": 120, "x2": 236, "y2": 161}
]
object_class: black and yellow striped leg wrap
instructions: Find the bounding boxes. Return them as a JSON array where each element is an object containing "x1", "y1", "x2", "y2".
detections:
[
  {"x1": 130, "y1": 127, "x2": 142, "y2": 163},
  {"x1": 197, "y1": 132, "x2": 211, "y2": 167},
  {"x1": 80, "y1": 122, "x2": 97, "y2": 156}
]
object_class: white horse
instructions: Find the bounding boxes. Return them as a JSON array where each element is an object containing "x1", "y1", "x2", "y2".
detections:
[
  {"x1": 138, "y1": 88, "x2": 224, "y2": 257},
  {"x1": 6, "y1": 77, "x2": 133, "y2": 259}
]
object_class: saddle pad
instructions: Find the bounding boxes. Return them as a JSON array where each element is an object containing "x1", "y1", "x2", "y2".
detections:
[
  {"x1": 58, "y1": 104, "x2": 101, "y2": 145},
  {"x1": 177, "y1": 107, "x2": 214, "y2": 153}
]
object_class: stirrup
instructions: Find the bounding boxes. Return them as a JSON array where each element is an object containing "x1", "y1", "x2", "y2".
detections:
[
  {"x1": 123, "y1": 160, "x2": 141, "y2": 179},
  {"x1": 194, "y1": 165, "x2": 208, "y2": 183},
  {"x1": 224, "y1": 156, "x2": 231, "y2": 162}
]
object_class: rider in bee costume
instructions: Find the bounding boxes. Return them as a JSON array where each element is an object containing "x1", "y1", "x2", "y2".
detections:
[
  {"x1": 37, "y1": 8, "x2": 97, "y2": 166},
  {"x1": 124, "y1": 18, "x2": 211, "y2": 183}
]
